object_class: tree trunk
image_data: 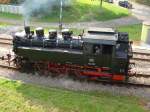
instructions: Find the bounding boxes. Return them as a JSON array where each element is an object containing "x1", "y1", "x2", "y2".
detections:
[{"x1": 100, "y1": 0, "x2": 103, "y2": 7}]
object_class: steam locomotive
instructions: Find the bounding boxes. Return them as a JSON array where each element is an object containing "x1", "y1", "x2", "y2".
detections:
[{"x1": 13, "y1": 26, "x2": 133, "y2": 82}]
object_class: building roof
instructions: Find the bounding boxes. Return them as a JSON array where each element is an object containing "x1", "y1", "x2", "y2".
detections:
[{"x1": 0, "y1": 0, "x2": 11, "y2": 4}]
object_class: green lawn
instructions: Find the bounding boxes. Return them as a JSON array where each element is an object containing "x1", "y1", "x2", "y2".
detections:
[
  {"x1": 0, "y1": 0, "x2": 129, "y2": 22},
  {"x1": 0, "y1": 77, "x2": 148, "y2": 112},
  {"x1": 38, "y1": 24, "x2": 143, "y2": 39},
  {"x1": 0, "y1": 22, "x2": 12, "y2": 27},
  {"x1": 40, "y1": 0, "x2": 130, "y2": 22},
  {"x1": 31, "y1": 24, "x2": 143, "y2": 41},
  {"x1": 0, "y1": 12, "x2": 22, "y2": 20},
  {"x1": 117, "y1": 24, "x2": 142, "y2": 41},
  {"x1": 0, "y1": 21, "x2": 142, "y2": 41},
  {"x1": 0, "y1": 22, "x2": 82, "y2": 35}
]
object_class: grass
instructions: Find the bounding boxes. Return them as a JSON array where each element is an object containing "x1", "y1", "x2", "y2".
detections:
[
  {"x1": 0, "y1": 77, "x2": 148, "y2": 112},
  {"x1": 0, "y1": 21, "x2": 82, "y2": 35},
  {"x1": 39, "y1": 0, "x2": 130, "y2": 22},
  {"x1": 0, "y1": 21, "x2": 142, "y2": 41},
  {"x1": 117, "y1": 24, "x2": 142, "y2": 41},
  {"x1": 32, "y1": 24, "x2": 143, "y2": 41},
  {"x1": 0, "y1": 0, "x2": 129, "y2": 22},
  {"x1": 0, "y1": 12, "x2": 22, "y2": 20},
  {"x1": 0, "y1": 22, "x2": 12, "y2": 27}
]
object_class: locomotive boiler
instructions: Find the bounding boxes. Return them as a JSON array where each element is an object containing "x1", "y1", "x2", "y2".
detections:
[{"x1": 13, "y1": 26, "x2": 133, "y2": 82}]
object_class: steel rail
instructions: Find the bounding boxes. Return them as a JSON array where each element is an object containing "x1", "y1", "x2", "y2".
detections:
[
  {"x1": 132, "y1": 57, "x2": 150, "y2": 62},
  {"x1": 0, "y1": 37, "x2": 12, "y2": 41},
  {"x1": 129, "y1": 73, "x2": 150, "y2": 78},
  {"x1": 133, "y1": 51, "x2": 150, "y2": 56}
]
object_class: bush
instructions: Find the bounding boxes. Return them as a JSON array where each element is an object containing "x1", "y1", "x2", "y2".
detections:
[{"x1": 10, "y1": 0, "x2": 25, "y2": 4}]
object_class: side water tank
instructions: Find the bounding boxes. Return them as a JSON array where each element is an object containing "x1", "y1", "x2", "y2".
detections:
[{"x1": 141, "y1": 21, "x2": 150, "y2": 46}]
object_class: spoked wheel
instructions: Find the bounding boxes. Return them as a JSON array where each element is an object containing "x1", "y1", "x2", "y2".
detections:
[
  {"x1": 14, "y1": 56, "x2": 32, "y2": 72},
  {"x1": 68, "y1": 70, "x2": 78, "y2": 80},
  {"x1": 71, "y1": 70, "x2": 89, "y2": 81},
  {"x1": 13, "y1": 56, "x2": 23, "y2": 69},
  {"x1": 33, "y1": 61, "x2": 49, "y2": 76}
]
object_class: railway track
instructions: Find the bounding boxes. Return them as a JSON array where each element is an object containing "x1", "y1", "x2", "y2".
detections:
[
  {"x1": 133, "y1": 51, "x2": 150, "y2": 56},
  {"x1": 0, "y1": 64, "x2": 17, "y2": 70},
  {"x1": 115, "y1": 82, "x2": 150, "y2": 88},
  {"x1": 132, "y1": 51, "x2": 150, "y2": 62},
  {"x1": 129, "y1": 73, "x2": 150, "y2": 78},
  {"x1": 0, "y1": 62, "x2": 150, "y2": 88},
  {"x1": 0, "y1": 37, "x2": 13, "y2": 45},
  {"x1": 132, "y1": 58, "x2": 150, "y2": 62}
]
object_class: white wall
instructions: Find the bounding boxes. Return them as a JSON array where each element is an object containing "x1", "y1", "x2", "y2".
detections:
[{"x1": 0, "y1": 4, "x2": 22, "y2": 14}]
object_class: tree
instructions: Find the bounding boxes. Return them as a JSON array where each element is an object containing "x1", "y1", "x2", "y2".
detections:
[
  {"x1": 10, "y1": 0, "x2": 25, "y2": 4},
  {"x1": 100, "y1": 0, "x2": 103, "y2": 7}
]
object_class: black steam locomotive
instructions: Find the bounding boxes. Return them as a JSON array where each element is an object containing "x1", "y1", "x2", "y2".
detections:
[{"x1": 13, "y1": 26, "x2": 133, "y2": 82}]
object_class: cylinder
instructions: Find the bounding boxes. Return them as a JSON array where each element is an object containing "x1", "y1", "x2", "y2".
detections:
[{"x1": 141, "y1": 21, "x2": 150, "y2": 45}]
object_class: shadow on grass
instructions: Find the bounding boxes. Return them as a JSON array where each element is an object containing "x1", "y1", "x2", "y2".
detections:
[
  {"x1": 0, "y1": 2, "x2": 129, "y2": 23},
  {"x1": 35, "y1": 2, "x2": 129, "y2": 22}
]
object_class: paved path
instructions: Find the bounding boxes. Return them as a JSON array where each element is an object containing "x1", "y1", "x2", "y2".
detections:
[
  {"x1": 0, "y1": 16, "x2": 142, "y2": 29},
  {"x1": 131, "y1": 2, "x2": 150, "y2": 21},
  {"x1": 114, "y1": 1, "x2": 150, "y2": 21}
]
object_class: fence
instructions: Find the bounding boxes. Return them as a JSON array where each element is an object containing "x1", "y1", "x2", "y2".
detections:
[
  {"x1": 0, "y1": 4, "x2": 22, "y2": 14},
  {"x1": 0, "y1": 0, "x2": 11, "y2": 4}
]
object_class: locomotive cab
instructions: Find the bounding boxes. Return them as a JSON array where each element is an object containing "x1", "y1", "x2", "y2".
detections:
[
  {"x1": 83, "y1": 28, "x2": 117, "y2": 67},
  {"x1": 82, "y1": 28, "x2": 132, "y2": 81}
]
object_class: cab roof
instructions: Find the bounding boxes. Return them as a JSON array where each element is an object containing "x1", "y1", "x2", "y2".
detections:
[
  {"x1": 87, "y1": 27, "x2": 116, "y2": 34},
  {"x1": 83, "y1": 27, "x2": 118, "y2": 45}
]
